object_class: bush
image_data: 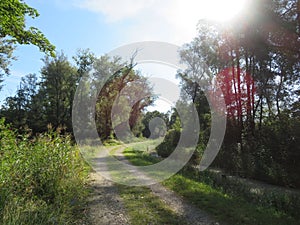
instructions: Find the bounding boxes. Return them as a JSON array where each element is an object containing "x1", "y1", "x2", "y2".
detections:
[
  {"x1": 156, "y1": 129, "x2": 180, "y2": 158},
  {"x1": 0, "y1": 118, "x2": 89, "y2": 224}
]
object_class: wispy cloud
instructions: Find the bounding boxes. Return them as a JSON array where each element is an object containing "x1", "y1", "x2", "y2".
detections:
[
  {"x1": 72, "y1": 0, "x2": 249, "y2": 45},
  {"x1": 75, "y1": 0, "x2": 156, "y2": 22},
  {"x1": 71, "y1": 0, "x2": 216, "y2": 44}
]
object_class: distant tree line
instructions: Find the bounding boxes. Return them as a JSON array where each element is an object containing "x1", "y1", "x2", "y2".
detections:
[{"x1": 0, "y1": 50, "x2": 155, "y2": 141}]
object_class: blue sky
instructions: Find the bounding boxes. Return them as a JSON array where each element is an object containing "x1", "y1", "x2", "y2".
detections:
[{"x1": 0, "y1": 0, "x2": 248, "y2": 110}]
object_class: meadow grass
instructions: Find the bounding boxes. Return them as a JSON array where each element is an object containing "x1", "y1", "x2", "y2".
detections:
[{"x1": 0, "y1": 119, "x2": 89, "y2": 225}]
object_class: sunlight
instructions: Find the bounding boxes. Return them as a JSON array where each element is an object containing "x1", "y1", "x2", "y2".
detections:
[
  {"x1": 167, "y1": 0, "x2": 249, "y2": 41},
  {"x1": 201, "y1": 0, "x2": 248, "y2": 22},
  {"x1": 176, "y1": 0, "x2": 248, "y2": 25}
]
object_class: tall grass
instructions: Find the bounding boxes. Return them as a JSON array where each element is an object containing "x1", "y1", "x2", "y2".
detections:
[{"x1": 0, "y1": 118, "x2": 89, "y2": 225}]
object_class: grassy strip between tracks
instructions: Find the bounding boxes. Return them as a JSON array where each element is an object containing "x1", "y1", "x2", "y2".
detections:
[
  {"x1": 107, "y1": 142, "x2": 187, "y2": 225},
  {"x1": 117, "y1": 185, "x2": 187, "y2": 225}
]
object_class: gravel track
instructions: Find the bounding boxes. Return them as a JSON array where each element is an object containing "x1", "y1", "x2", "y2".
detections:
[{"x1": 87, "y1": 171, "x2": 130, "y2": 225}]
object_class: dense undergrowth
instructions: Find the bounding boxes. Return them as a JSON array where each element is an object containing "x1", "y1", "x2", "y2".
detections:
[{"x1": 0, "y1": 119, "x2": 89, "y2": 225}]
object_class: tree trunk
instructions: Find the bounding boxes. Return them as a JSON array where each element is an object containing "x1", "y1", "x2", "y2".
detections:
[{"x1": 231, "y1": 50, "x2": 239, "y2": 125}]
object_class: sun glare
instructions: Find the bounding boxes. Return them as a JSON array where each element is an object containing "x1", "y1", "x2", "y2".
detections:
[{"x1": 202, "y1": 0, "x2": 248, "y2": 22}]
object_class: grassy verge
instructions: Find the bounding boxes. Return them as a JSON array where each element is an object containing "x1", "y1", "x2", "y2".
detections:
[
  {"x1": 117, "y1": 185, "x2": 187, "y2": 225},
  {"x1": 123, "y1": 146, "x2": 299, "y2": 225},
  {"x1": 0, "y1": 119, "x2": 89, "y2": 225}
]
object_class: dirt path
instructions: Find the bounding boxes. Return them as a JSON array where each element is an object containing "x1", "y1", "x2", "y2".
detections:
[
  {"x1": 86, "y1": 171, "x2": 129, "y2": 225},
  {"x1": 148, "y1": 184, "x2": 219, "y2": 225},
  {"x1": 86, "y1": 144, "x2": 220, "y2": 225},
  {"x1": 113, "y1": 147, "x2": 220, "y2": 225},
  {"x1": 86, "y1": 146, "x2": 129, "y2": 225}
]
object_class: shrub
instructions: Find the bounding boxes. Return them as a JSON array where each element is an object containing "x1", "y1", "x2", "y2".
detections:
[
  {"x1": 0, "y1": 118, "x2": 89, "y2": 224},
  {"x1": 156, "y1": 129, "x2": 180, "y2": 158}
]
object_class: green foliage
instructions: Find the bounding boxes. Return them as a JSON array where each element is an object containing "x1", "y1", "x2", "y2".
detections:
[
  {"x1": 94, "y1": 55, "x2": 154, "y2": 140},
  {"x1": 141, "y1": 110, "x2": 168, "y2": 138},
  {"x1": 0, "y1": 38, "x2": 15, "y2": 89},
  {"x1": 0, "y1": 118, "x2": 89, "y2": 224},
  {"x1": 1, "y1": 53, "x2": 79, "y2": 133},
  {"x1": 253, "y1": 116, "x2": 300, "y2": 187},
  {"x1": 1, "y1": 73, "x2": 39, "y2": 130},
  {"x1": 0, "y1": 0, "x2": 55, "y2": 56},
  {"x1": 73, "y1": 48, "x2": 96, "y2": 76},
  {"x1": 176, "y1": 0, "x2": 300, "y2": 189},
  {"x1": 39, "y1": 53, "x2": 78, "y2": 131},
  {"x1": 0, "y1": 0, "x2": 55, "y2": 89},
  {"x1": 213, "y1": 113, "x2": 300, "y2": 188},
  {"x1": 0, "y1": 51, "x2": 154, "y2": 138},
  {"x1": 156, "y1": 129, "x2": 181, "y2": 158}
]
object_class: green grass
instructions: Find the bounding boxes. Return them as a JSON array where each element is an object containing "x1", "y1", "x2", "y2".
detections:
[
  {"x1": 122, "y1": 147, "x2": 160, "y2": 166},
  {"x1": 103, "y1": 138, "x2": 123, "y2": 146},
  {"x1": 0, "y1": 119, "x2": 89, "y2": 225},
  {"x1": 163, "y1": 175, "x2": 297, "y2": 225},
  {"x1": 129, "y1": 138, "x2": 163, "y2": 152},
  {"x1": 107, "y1": 141, "x2": 186, "y2": 224},
  {"x1": 123, "y1": 145, "x2": 299, "y2": 225},
  {"x1": 117, "y1": 185, "x2": 187, "y2": 225}
]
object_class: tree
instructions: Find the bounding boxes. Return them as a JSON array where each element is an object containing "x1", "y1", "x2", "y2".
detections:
[
  {"x1": 0, "y1": 0, "x2": 55, "y2": 89},
  {"x1": 0, "y1": 0, "x2": 55, "y2": 54},
  {"x1": 141, "y1": 110, "x2": 169, "y2": 138},
  {"x1": 0, "y1": 73, "x2": 38, "y2": 129},
  {"x1": 0, "y1": 39, "x2": 15, "y2": 90},
  {"x1": 39, "y1": 53, "x2": 77, "y2": 131},
  {"x1": 170, "y1": 0, "x2": 300, "y2": 186},
  {"x1": 93, "y1": 55, "x2": 154, "y2": 140},
  {"x1": 0, "y1": 50, "x2": 95, "y2": 133},
  {"x1": 73, "y1": 48, "x2": 96, "y2": 76}
]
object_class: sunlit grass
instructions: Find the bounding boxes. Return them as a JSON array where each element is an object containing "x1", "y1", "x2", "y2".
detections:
[
  {"x1": 103, "y1": 142, "x2": 187, "y2": 224},
  {"x1": 123, "y1": 144, "x2": 299, "y2": 225},
  {"x1": 0, "y1": 119, "x2": 89, "y2": 225},
  {"x1": 118, "y1": 185, "x2": 187, "y2": 225},
  {"x1": 162, "y1": 175, "x2": 297, "y2": 225},
  {"x1": 123, "y1": 147, "x2": 161, "y2": 166}
]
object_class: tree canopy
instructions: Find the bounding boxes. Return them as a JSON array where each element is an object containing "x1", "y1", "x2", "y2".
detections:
[
  {"x1": 0, "y1": 0, "x2": 55, "y2": 55},
  {"x1": 156, "y1": 0, "x2": 300, "y2": 188},
  {"x1": 0, "y1": 0, "x2": 55, "y2": 90}
]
